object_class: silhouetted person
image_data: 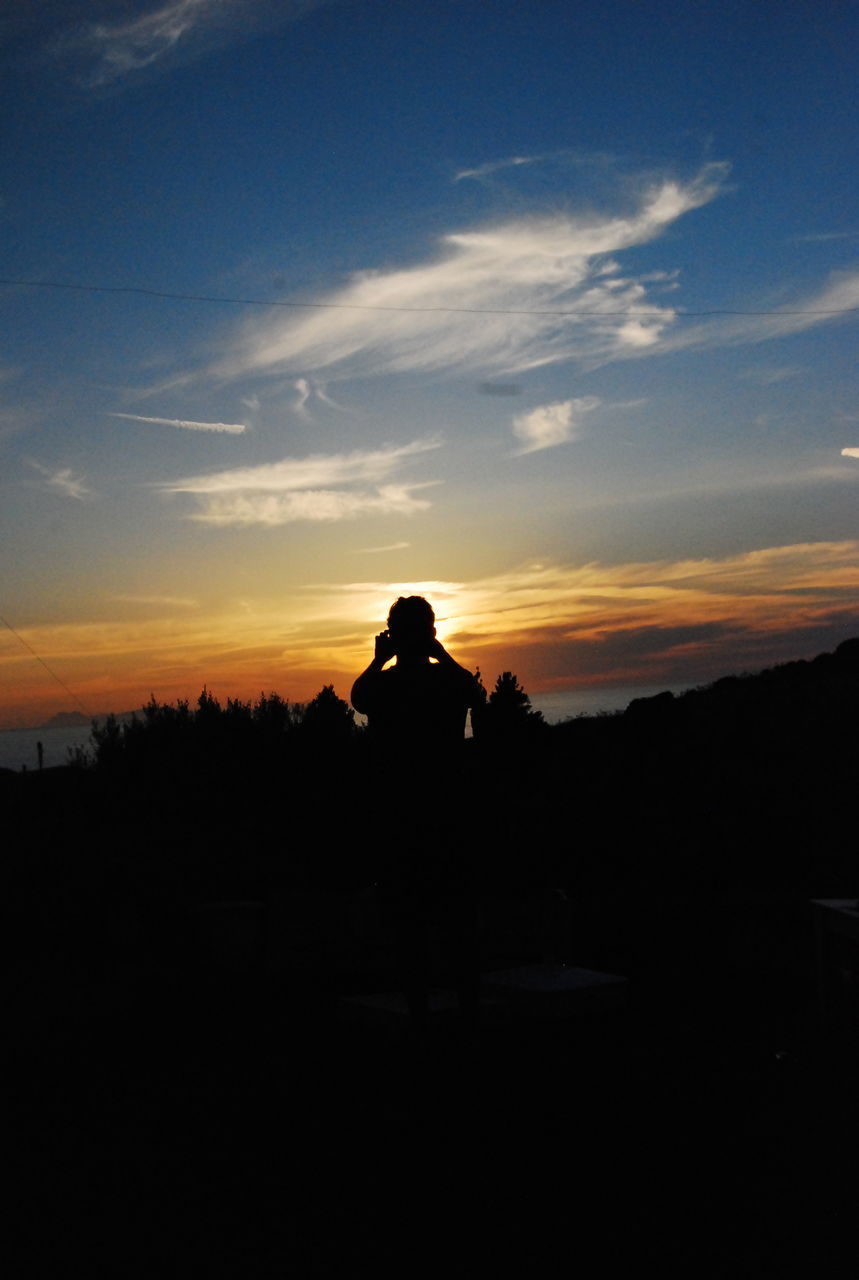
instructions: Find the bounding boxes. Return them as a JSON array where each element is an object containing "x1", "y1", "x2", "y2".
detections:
[
  {"x1": 352, "y1": 595, "x2": 480, "y2": 769},
  {"x1": 351, "y1": 596, "x2": 483, "y2": 1040}
]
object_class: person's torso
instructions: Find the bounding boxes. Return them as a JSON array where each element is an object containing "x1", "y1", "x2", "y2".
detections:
[{"x1": 367, "y1": 663, "x2": 473, "y2": 763}]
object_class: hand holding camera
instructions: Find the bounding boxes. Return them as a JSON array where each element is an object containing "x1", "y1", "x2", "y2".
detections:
[{"x1": 375, "y1": 629, "x2": 397, "y2": 663}]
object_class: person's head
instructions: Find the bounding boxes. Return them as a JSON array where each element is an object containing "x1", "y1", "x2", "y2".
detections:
[{"x1": 387, "y1": 595, "x2": 435, "y2": 658}]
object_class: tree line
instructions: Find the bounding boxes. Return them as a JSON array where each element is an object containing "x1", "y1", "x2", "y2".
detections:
[{"x1": 83, "y1": 669, "x2": 546, "y2": 774}]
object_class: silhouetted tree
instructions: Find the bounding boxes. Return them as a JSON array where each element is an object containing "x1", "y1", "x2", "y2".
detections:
[
  {"x1": 468, "y1": 667, "x2": 490, "y2": 740},
  {"x1": 252, "y1": 690, "x2": 297, "y2": 735},
  {"x1": 196, "y1": 686, "x2": 220, "y2": 719},
  {"x1": 90, "y1": 711, "x2": 126, "y2": 770},
  {"x1": 476, "y1": 673, "x2": 545, "y2": 789},
  {"x1": 300, "y1": 684, "x2": 355, "y2": 744},
  {"x1": 486, "y1": 671, "x2": 544, "y2": 731}
]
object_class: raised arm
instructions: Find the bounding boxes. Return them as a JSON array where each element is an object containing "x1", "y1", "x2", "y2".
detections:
[
  {"x1": 429, "y1": 638, "x2": 483, "y2": 702},
  {"x1": 350, "y1": 630, "x2": 396, "y2": 712}
]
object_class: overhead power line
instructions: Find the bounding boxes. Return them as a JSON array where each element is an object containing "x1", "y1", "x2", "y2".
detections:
[
  {"x1": 0, "y1": 613, "x2": 92, "y2": 719},
  {"x1": 0, "y1": 277, "x2": 856, "y2": 318}
]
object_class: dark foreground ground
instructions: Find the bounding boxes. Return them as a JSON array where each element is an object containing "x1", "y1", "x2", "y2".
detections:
[
  {"x1": 8, "y1": 658, "x2": 858, "y2": 1278},
  {"x1": 12, "y1": 889, "x2": 857, "y2": 1279}
]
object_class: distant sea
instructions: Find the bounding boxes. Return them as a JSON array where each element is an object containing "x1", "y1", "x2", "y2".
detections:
[
  {"x1": 0, "y1": 684, "x2": 673, "y2": 773},
  {"x1": 0, "y1": 724, "x2": 93, "y2": 772},
  {"x1": 529, "y1": 684, "x2": 673, "y2": 724}
]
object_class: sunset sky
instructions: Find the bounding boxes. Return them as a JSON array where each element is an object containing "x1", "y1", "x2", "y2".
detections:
[{"x1": 1, "y1": 0, "x2": 857, "y2": 728}]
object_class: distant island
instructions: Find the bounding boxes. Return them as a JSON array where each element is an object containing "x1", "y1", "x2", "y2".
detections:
[
  {"x1": 39, "y1": 710, "x2": 91, "y2": 729},
  {"x1": 37, "y1": 709, "x2": 137, "y2": 730}
]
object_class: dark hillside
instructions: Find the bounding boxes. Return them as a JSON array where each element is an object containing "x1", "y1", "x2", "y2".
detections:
[{"x1": 547, "y1": 636, "x2": 858, "y2": 894}]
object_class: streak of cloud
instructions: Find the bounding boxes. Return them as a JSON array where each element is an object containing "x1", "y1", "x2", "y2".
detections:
[
  {"x1": 743, "y1": 365, "x2": 803, "y2": 386},
  {"x1": 351, "y1": 541, "x2": 411, "y2": 554},
  {"x1": 292, "y1": 378, "x2": 311, "y2": 418},
  {"x1": 454, "y1": 149, "x2": 618, "y2": 184},
  {"x1": 112, "y1": 594, "x2": 199, "y2": 608},
  {"x1": 210, "y1": 164, "x2": 730, "y2": 384},
  {"x1": 187, "y1": 485, "x2": 434, "y2": 527},
  {"x1": 57, "y1": 0, "x2": 217, "y2": 86},
  {"x1": 512, "y1": 397, "x2": 601, "y2": 454},
  {"x1": 27, "y1": 460, "x2": 93, "y2": 500},
  {"x1": 160, "y1": 438, "x2": 441, "y2": 526},
  {"x1": 55, "y1": 0, "x2": 331, "y2": 88},
  {"x1": 455, "y1": 155, "x2": 541, "y2": 182},
  {"x1": 108, "y1": 411, "x2": 246, "y2": 433},
  {"x1": 843, "y1": 448, "x2": 859, "y2": 459},
  {"x1": 660, "y1": 270, "x2": 859, "y2": 355},
  {"x1": 788, "y1": 230, "x2": 859, "y2": 243},
  {"x1": 313, "y1": 383, "x2": 351, "y2": 413},
  {"x1": 285, "y1": 377, "x2": 349, "y2": 417},
  {"x1": 162, "y1": 439, "x2": 439, "y2": 494}
]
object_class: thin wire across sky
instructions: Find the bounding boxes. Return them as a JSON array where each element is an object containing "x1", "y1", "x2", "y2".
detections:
[{"x1": 1, "y1": 277, "x2": 856, "y2": 318}]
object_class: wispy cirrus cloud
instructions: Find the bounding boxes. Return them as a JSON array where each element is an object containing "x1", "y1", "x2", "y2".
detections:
[
  {"x1": 454, "y1": 155, "x2": 543, "y2": 183},
  {"x1": 512, "y1": 396, "x2": 601, "y2": 454},
  {"x1": 162, "y1": 439, "x2": 438, "y2": 494},
  {"x1": 27, "y1": 460, "x2": 93, "y2": 501},
  {"x1": 210, "y1": 164, "x2": 730, "y2": 384},
  {"x1": 184, "y1": 486, "x2": 435, "y2": 527},
  {"x1": 454, "y1": 149, "x2": 618, "y2": 184},
  {"x1": 55, "y1": 0, "x2": 331, "y2": 88},
  {"x1": 203, "y1": 161, "x2": 859, "y2": 391},
  {"x1": 263, "y1": 378, "x2": 347, "y2": 420},
  {"x1": 56, "y1": 0, "x2": 219, "y2": 86},
  {"x1": 351, "y1": 541, "x2": 411, "y2": 554},
  {"x1": 160, "y1": 438, "x2": 440, "y2": 526},
  {"x1": 310, "y1": 381, "x2": 351, "y2": 413},
  {"x1": 788, "y1": 230, "x2": 859, "y2": 243},
  {"x1": 292, "y1": 379, "x2": 312, "y2": 418},
  {"x1": 660, "y1": 269, "x2": 859, "y2": 355},
  {"x1": 743, "y1": 365, "x2": 803, "y2": 386},
  {"x1": 112, "y1": 593, "x2": 199, "y2": 608},
  {"x1": 108, "y1": 411, "x2": 246, "y2": 433}
]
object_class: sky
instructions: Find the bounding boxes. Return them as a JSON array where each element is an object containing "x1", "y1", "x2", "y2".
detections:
[{"x1": 1, "y1": 0, "x2": 857, "y2": 728}]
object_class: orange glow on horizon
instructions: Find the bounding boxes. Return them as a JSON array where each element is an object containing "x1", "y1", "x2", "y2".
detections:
[{"x1": 3, "y1": 540, "x2": 858, "y2": 728}]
